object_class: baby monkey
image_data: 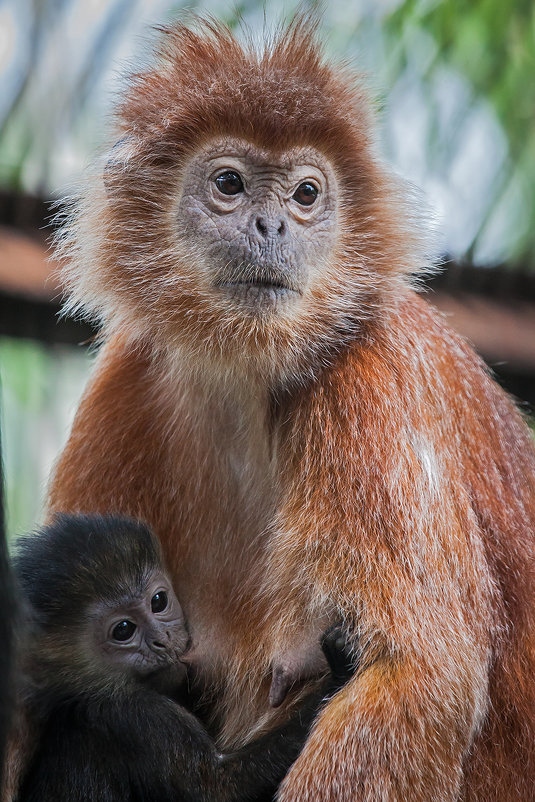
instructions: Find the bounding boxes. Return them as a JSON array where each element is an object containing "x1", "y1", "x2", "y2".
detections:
[{"x1": 13, "y1": 514, "x2": 355, "y2": 802}]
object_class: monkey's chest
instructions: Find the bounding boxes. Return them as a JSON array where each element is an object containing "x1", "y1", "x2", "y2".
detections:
[
  {"x1": 167, "y1": 419, "x2": 278, "y2": 665},
  {"x1": 163, "y1": 390, "x2": 332, "y2": 721}
]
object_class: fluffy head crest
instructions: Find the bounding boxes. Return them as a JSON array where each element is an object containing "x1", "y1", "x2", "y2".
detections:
[
  {"x1": 116, "y1": 16, "x2": 371, "y2": 179},
  {"x1": 58, "y1": 15, "x2": 429, "y2": 383},
  {"x1": 14, "y1": 514, "x2": 161, "y2": 630}
]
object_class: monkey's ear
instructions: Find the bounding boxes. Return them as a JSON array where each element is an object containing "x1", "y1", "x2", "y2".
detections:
[{"x1": 103, "y1": 136, "x2": 140, "y2": 195}]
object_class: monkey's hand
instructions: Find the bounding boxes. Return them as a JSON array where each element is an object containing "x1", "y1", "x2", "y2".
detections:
[
  {"x1": 320, "y1": 624, "x2": 359, "y2": 690},
  {"x1": 269, "y1": 625, "x2": 358, "y2": 708}
]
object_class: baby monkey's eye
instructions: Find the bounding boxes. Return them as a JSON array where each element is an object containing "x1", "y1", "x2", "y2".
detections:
[
  {"x1": 112, "y1": 620, "x2": 137, "y2": 642},
  {"x1": 215, "y1": 171, "x2": 244, "y2": 196},
  {"x1": 292, "y1": 182, "x2": 319, "y2": 206},
  {"x1": 151, "y1": 591, "x2": 168, "y2": 613}
]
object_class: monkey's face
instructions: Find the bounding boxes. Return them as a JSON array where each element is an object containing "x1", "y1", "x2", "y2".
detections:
[
  {"x1": 62, "y1": 21, "x2": 427, "y2": 379},
  {"x1": 174, "y1": 138, "x2": 338, "y2": 317},
  {"x1": 89, "y1": 569, "x2": 190, "y2": 691}
]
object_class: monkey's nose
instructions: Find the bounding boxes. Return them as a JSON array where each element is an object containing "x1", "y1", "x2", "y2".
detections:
[
  {"x1": 254, "y1": 215, "x2": 287, "y2": 239},
  {"x1": 150, "y1": 627, "x2": 172, "y2": 652}
]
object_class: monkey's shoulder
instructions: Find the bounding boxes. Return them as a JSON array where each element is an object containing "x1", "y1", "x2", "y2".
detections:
[{"x1": 331, "y1": 289, "x2": 501, "y2": 396}]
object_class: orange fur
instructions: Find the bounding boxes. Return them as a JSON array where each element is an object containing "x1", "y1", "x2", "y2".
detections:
[{"x1": 47, "y1": 17, "x2": 535, "y2": 802}]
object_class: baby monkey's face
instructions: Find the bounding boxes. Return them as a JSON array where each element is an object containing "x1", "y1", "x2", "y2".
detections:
[{"x1": 89, "y1": 568, "x2": 189, "y2": 690}]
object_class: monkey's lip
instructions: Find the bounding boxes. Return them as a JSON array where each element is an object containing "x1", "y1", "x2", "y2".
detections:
[{"x1": 217, "y1": 279, "x2": 301, "y2": 298}]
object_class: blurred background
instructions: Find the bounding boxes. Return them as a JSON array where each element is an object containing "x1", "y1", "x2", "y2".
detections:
[{"x1": 0, "y1": 0, "x2": 534, "y2": 538}]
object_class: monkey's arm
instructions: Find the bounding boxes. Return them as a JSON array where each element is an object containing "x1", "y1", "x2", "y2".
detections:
[
  {"x1": 134, "y1": 627, "x2": 355, "y2": 802},
  {"x1": 271, "y1": 330, "x2": 494, "y2": 802},
  {"x1": 21, "y1": 690, "x2": 312, "y2": 802},
  {"x1": 46, "y1": 338, "x2": 173, "y2": 522},
  {"x1": 213, "y1": 626, "x2": 357, "y2": 802},
  {"x1": 274, "y1": 507, "x2": 490, "y2": 801}
]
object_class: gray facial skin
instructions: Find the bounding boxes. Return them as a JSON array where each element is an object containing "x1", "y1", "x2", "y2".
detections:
[
  {"x1": 90, "y1": 569, "x2": 189, "y2": 689},
  {"x1": 175, "y1": 137, "x2": 338, "y2": 313}
]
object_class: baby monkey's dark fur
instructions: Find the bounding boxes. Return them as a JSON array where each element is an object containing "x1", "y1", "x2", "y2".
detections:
[{"x1": 13, "y1": 514, "x2": 355, "y2": 802}]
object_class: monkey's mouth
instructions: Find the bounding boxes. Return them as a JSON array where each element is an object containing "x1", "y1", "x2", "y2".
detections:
[
  {"x1": 217, "y1": 280, "x2": 300, "y2": 310},
  {"x1": 212, "y1": 254, "x2": 303, "y2": 303},
  {"x1": 215, "y1": 268, "x2": 301, "y2": 302},
  {"x1": 220, "y1": 278, "x2": 295, "y2": 292},
  {"x1": 143, "y1": 656, "x2": 187, "y2": 692}
]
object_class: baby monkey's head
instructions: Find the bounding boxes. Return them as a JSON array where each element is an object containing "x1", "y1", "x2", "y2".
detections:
[{"x1": 14, "y1": 514, "x2": 189, "y2": 697}]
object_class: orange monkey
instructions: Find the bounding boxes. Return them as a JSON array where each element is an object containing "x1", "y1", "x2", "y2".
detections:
[{"x1": 47, "y1": 18, "x2": 535, "y2": 801}]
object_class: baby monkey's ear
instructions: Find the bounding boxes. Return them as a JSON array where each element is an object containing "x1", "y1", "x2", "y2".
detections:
[{"x1": 320, "y1": 623, "x2": 360, "y2": 687}]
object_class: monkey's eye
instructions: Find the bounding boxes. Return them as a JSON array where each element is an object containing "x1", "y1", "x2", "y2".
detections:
[
  {"x1": 151, "y1": 591, "x2": 168, "y2": 613},
  {"x1": 292, "y1": 182, "x2": 318, "y2": 206},
  {"x1": 112, "y1": 620, "x2": 137, "y2": 642},
  {"x1": 215, "y1": 171, "x2": 244, "y2": 196}
]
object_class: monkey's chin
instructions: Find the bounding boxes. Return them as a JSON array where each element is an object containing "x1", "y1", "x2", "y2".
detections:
[
  {"x1": 218, "y1": 281, "x2": 300, "y2": 313},
  {"x1": 143, "y1": 660, "x2": 188, "y2": 694}
]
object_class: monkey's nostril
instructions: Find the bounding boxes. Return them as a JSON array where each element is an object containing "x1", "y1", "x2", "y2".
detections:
[
  {"x1": 277, "y1": 219, "x2": 286, "y2": 236},
  {"x1": 255, "y1": 217, "x2": 268, "y2": 237},
  {"x1": 152, "y1": 640, "x2": 166, "y2": 650}
]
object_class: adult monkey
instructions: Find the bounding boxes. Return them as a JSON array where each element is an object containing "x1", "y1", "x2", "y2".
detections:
[{"x1": 47, "y1": 16, "x2": 535, "y2": 802}]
